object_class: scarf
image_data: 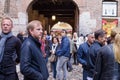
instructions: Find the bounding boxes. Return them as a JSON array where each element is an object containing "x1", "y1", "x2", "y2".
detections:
[
  {"x1": 0, "y1": 32, "x2": 13, "y2": 63},
  {"x1": 52, "y1": 43, "x2": 58, "y2": 53}
]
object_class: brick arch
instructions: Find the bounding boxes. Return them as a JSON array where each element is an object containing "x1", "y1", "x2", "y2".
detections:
[
  {"x1": 26, "y1": 0, "x2": 80, "y2": 32},
  {"x1": 26, "y1": 0, "x2": 36, "y2": 12},
  {"x1": 71, "y1": 0, "x2": 80, "y2": 33},
  {"x1": 26, "y1": 0, "x2": 80, "y2": 14},
  {"x1": 21, "y1": 0, "x2": 33, "y2": 12}
]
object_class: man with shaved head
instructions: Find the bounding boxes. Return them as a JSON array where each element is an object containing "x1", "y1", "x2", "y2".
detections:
[{"x1": 77, "y1": 33, "x2": 95, "y2": 80}]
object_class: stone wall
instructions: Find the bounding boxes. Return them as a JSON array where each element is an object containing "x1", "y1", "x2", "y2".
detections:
[
  {"x1": 75, "y1": 0, "x2": 102, "y2": 35},
  {"x1": 0, "y1": 0, "x2": 120, "y2": 35}
]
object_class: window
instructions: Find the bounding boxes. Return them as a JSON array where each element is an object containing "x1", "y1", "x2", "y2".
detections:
[
  {"x1": 103, "y1": 0, "x2": 116, "y2": 1},
  {"x1": 102, "y1": 1, "x2": 117, "y2": 17}
]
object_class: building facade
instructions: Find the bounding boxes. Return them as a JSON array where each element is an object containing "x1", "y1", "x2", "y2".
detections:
[{"x1": 0, "y1": 0, "x2": 120, "y2": 36}]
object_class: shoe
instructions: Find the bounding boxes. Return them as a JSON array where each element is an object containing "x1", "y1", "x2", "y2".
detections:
[{"x1": 67, "y1": 68, "x2": 73, "y2": 72}]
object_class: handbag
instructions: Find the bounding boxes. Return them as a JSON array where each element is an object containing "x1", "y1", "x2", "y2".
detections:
[{"x1": 49, "y1": 54, "x2": 56, "y2": 62}]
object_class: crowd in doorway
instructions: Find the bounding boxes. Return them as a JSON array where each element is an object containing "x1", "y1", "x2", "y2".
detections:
[{"x1": 0, "y1": 17, "x2": 120, "y2": 80}]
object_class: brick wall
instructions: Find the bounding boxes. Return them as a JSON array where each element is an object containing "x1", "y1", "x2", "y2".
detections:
[{"x1": 0, "y1": 0, "x2": 120, "y2": 35}]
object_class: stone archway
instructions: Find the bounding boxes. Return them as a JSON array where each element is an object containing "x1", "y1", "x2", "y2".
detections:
[{"x1": 26, "y1": 0, "x2": 79, "y2": 33}]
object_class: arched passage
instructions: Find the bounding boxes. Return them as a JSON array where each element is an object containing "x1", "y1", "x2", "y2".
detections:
[{"x1": 27, "y1": 0, "x2": 79, "y2": 33}]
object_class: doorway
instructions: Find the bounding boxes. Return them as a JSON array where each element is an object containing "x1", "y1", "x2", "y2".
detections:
[{"x1": 27, "y1": 0, "x2": 79, "y2": 33}]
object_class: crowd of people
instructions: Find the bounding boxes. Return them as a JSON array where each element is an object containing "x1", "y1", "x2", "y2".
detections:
[{"x1": 0, "y1": 17, "x2": 120, "y2": 80}]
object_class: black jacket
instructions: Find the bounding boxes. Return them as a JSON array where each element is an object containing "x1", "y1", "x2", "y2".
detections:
[
  {"x1": 94, "y1": 44, "x2": 118, "y2": 80},
  {"x1": 0, "y1": 36, "x2": 21, "y2": 74},
  {"x1": 88, "y1": 41, "x2": 103, "y2": 77},
  {"x1": 17, "y1": 34, "x2": 24, "y2": 43},
  {"x1": 20, "y1": 36, "x2": 49, "y2": 80}
]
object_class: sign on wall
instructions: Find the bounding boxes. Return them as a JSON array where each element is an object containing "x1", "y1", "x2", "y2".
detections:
[
  {"x1": 102, "y1": 19, "x2": 118, "y2": 37},
  {"x1": 102, "y1": 1, "x2": 118, "y2": 17}
]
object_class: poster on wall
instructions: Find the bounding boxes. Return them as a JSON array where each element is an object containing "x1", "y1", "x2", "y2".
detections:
[{"x1": 102, "y1": 19, "x2": 118, "y2": 37}]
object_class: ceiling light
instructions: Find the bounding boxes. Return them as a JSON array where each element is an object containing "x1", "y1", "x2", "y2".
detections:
[{"x1": 52, "y1": 15, "x2": 56, "y2": 20}]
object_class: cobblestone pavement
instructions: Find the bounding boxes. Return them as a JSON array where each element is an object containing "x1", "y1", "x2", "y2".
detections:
[{"x1": 17, "y1": 63, "x2": 83, "y2": 80}]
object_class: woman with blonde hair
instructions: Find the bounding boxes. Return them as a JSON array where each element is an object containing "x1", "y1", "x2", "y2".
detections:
[
  {"x1": 111, "y1": 27, "x2": 120, "y2": 79},
  {"x1": 72, "y1": 32, "x2": 80, "y2": 65},
  {"x1": 93, "y1": 27, "x2": 120, "y2": 80}
]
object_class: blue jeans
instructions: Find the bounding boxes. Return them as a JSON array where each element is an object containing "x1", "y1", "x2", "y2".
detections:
[
  {"x1": 51, "y1": 61, "x2": 57, "y2": 78},
  {"x1": 56, "y1": 56, "x2": 69, "y2": 80},
  {"x1": 118, "y1": 63, "x2": 120, "y2": 79},
  {"x1": 83, "y1": 69, "x2": 92, "y2": 80}
]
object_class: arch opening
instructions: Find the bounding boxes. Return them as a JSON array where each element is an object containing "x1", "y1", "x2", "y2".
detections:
[{"x1": 27, "y1": 0, "x2": 79, "y2": 33}]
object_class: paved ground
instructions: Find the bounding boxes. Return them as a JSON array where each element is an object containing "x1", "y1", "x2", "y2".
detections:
[
  {"x1": 48, "y1": 64, "x2": 83, "y2": 80},
  {"x1": 17, "y1": 62, "x2": 83, "y2": 80}
]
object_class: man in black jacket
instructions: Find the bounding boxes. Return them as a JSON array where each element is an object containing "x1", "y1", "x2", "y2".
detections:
[
  {"x1": 88, "y1": 29, "x2": 107, "y2": 79},
  {"x1": 20, "y1": 20, "x2": 49, "y2": 80},
  {"x1": 0, "y1": 17, "x2": 21, "y2": 80}
]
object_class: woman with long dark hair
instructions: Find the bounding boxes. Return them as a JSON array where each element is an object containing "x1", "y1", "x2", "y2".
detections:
[{"x1": 50, "y1": 37, "x2": 60, "y2": 79}]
